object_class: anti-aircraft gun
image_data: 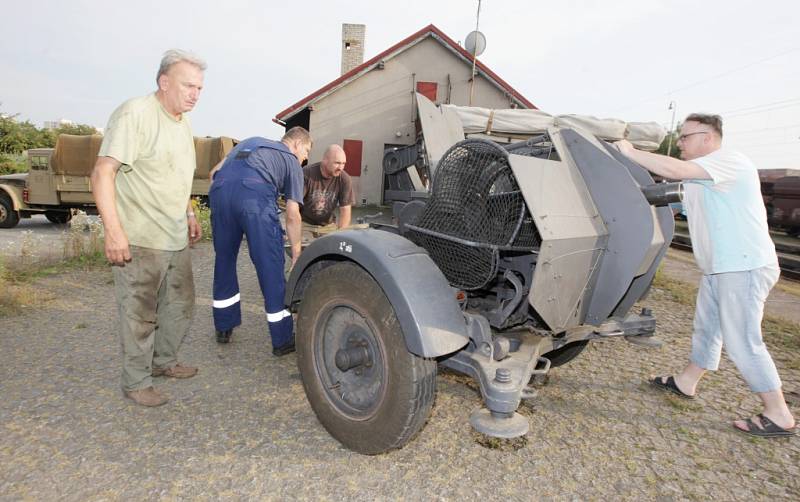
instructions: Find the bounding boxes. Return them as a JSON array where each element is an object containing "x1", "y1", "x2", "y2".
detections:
[{"x1": 285, "y1": 95, "x2": 682, "y2": 454}]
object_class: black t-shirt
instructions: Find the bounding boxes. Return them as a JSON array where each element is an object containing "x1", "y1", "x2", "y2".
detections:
[{"x1": 301, "y1": 162, "x2": 355, "y2": 225}]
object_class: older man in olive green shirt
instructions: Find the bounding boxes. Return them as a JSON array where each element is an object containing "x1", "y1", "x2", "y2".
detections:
[{"x1": 91, "y1": 49, "x2": 205, "y2": 407}]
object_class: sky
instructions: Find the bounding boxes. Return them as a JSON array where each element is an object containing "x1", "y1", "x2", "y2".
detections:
[{"x1": 2, "y1": 0, "x2": 799, "y2": 169}]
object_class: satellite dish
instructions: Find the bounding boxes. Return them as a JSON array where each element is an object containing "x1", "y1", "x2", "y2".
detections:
[{"x1": 464, "y1": 30, "x2": 486, "y2": 57}]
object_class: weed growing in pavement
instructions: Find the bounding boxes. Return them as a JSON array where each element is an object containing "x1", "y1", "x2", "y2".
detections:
[
  {"x1": 195, "y1": 199, "x2": 213, "y2": 241},
  {"x1": 472, "y1": 431, "x2": 528, "y2": 451},
  {"x1": 62, "y1": 211, "x2": 105, "y2": 263}
]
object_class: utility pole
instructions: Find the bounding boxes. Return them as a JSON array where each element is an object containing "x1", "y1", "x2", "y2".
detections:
[
  {"x1": 468, "y1": 0, "x2": 482, "y2": 106},
  {"x1": 666, "y1": 100, "x2": 677, "y2": 157}
]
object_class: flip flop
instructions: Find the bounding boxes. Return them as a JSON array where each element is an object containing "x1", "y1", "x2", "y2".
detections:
[
  {"x1": 734, "y1": 413, "x2": 797, "y2": 438},
  {"x1": 650, "y1": 376, "x2": 695, "y2": 400}
]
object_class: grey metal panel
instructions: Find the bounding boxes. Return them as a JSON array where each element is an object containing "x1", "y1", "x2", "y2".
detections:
[
  {"x1": 416, "y1": 92, "x2": 465, "y2": 181},
  {"x1": 535, "y1": 236, "x2": 606, "y2": 330},
  {"x1": 286, "y1": 229, "x2": 470, "y2": 358},
  {"x1": 559, "y1": 129, "x2": 654, "y2": 326},
  {"x1": 602, "y1": 143, "x2": 675, "y2": 317},
  {"x1": 508, "y1": 154, "x2": 607, "y2": 332}
]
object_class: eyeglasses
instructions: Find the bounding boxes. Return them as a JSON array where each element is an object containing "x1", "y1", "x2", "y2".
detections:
[{"x1": 677, "y1": 131, "x2": 709, "y2": 143}]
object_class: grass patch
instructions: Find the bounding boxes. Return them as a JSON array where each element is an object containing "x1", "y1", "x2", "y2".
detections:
[
  {"x1": 654, "y1": 266, "x2": 800, "y2": 355},
  {"x1": 653, "y1": 267, "x2": 698, "y2": 306},
  {"x1": 763, "y1": 317, "x2": 800, "y2": 362},
  {"x1": 0, "y1": 214, "x2": 106, "y2": 316}
]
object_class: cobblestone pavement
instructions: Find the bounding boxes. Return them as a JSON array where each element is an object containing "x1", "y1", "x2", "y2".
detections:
[{"x1": 1, "y1": 242, "x2": 798, "y2": 500}]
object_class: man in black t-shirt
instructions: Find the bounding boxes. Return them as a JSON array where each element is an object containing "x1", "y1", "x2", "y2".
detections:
[{"x1": 301, "y1": 144, "x2": 355, "y2": 233}]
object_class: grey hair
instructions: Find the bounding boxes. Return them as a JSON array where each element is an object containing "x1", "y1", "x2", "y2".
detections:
[{"x1": 156, "y1": 49, "x2": 207, "y2": 84}]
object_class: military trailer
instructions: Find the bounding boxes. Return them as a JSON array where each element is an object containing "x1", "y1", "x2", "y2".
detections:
[
  {"x1": 0, "y1": 134, "x2": 235, "y2": 228},
  {"x1": 285, "y1": 95, "x2": 682, "y2": 454}
]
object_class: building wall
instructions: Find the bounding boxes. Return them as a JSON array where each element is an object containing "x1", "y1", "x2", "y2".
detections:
[{"x1": 308, "y1": 36, "x2": 522, "y2": 205}]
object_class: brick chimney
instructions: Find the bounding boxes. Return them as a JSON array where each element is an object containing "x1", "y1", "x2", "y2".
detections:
[{"x1": 341, "y1": 23, "x2": 365, "y2": 75}]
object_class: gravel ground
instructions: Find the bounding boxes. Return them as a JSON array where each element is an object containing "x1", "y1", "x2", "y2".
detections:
[{"x1": 1, "y1": 241, "x2": 799, "y2": 501}]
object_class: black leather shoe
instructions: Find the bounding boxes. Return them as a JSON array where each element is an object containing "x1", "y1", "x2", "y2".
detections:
[
  {"x1": 216, "y1": 329, "x2": 232, "y2": 344},
  {"x1": 272, "y1": 339, "x2": 295, "y2": 357}
]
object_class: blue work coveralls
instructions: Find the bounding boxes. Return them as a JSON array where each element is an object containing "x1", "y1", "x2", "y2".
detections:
[{"x1": 209, "y1": 137, "x2": 303, "y2": 349}]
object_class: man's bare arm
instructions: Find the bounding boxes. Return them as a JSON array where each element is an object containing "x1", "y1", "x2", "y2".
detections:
[
  {"x1": 338, "y1": 205, "x2": 352, "y2": 229},
  {"x1": 614, "y1": 140, "x2": 710, "y2": 180},
  {"x1": 285, "y1": 200, "x2": 302, "y2": 265},
  {"x1": 91, "y1": 156, "x2": 131, "y2": 265}
]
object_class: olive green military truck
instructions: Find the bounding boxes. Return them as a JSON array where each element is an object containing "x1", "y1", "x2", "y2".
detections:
[{"x1": 0, "y1": 134, "x2": 235, "y2": 228}]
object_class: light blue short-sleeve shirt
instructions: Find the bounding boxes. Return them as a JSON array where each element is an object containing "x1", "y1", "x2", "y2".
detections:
[{"x1": 683, "y1": 148, "x2": 777, "y2": 274}]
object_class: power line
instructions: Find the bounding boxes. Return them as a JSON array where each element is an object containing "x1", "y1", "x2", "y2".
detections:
[
  {"x1": 665, "y1": 47, "x2": 800, "y2": 95},
  {"x1": 735, "y1": 139, "x2": 800, "y2": 148},
  {"x1": 720, "y1": 98, "x2": 800, "y2": 116},
  {"x1": 726, "y1": 123, "x2": 800, "y2": 135},
  {"x1": 610, "y1": 47, "x2": 800, "y2": 114}
]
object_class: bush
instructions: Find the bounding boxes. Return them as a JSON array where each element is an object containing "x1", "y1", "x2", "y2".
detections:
[
  {"x1": 194, "y1": 198, "x2": 213, "y2": 241},
  {"x1": 0, "y1": 153, "x2": 27, "y2": 175}
]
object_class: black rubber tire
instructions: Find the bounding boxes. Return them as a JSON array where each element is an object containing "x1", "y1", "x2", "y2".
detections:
[
  {"x1": 0, "y1": 192, "x2": 20, "y2": 229},
  {"x1": 542, "y1": 340, "x2": 589, "y2": 368},
  {"x1": 296, "y1": 262, "x2": 437, "y2": 455},
  {"x1": 45, "y1": 210, "x2": 72, "y2": 224}
]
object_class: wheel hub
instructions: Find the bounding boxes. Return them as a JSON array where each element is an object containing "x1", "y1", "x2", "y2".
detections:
[
  {"x1": 315, "y1": 305, "x2": 386, "y2": 419},
  {"x1": 335, "y1": 337, "x2": 373, "y2": 373}
]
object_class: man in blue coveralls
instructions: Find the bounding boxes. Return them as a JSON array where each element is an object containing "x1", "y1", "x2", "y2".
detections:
[{"x1": 208, "y1": 126, "x2": 311, "y2": 355}]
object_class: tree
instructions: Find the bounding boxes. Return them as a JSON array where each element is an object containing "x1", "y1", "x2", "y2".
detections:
[
  {"x1": 0, "y1": 106, "x2": 97, "y2": 154},
  {"x1": 655, "y1": 127, "x2": 682, "y2": 159},
  {"x1": 56, "y1": 123, "x2": 99, "y2": 137}
]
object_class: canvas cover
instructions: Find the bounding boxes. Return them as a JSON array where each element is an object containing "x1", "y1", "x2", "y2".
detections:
[
  {"x1": 50, "y1": 134, "x2": 235, "y2": 179},
  {"x1": 194, "y1": 136, "x2": 236, "y2": 179},
  {"x1": 441, "y1": 104, "x2": 666, "y2": 151},
  {"x1": 50, "y1": 134, "x2": 103, "y2": 176}
]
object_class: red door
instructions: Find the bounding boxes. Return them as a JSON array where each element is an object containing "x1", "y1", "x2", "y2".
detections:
[{"x1": 342, "y1": 139, "x2": 362, "y2": 177}]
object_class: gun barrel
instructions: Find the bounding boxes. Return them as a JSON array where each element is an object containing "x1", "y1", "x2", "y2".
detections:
[{"x1": 641, "y1": 182, "x2": 683, "y2": 206}]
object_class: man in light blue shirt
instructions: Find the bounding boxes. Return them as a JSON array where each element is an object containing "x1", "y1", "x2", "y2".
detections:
[{"x1": 615, "y1": 113, "x2": 795, "y2": 438}]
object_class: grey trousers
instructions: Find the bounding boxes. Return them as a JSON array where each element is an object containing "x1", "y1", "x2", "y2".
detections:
[{"x1": 112, "y1": 245, "x2": 195, "y2": 391}]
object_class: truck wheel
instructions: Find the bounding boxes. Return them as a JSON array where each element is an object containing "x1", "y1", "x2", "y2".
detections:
[
  {"x1": 542, "y1": 340, "x2": 589, "y2": 368},
  {"x1": 296, "y1": 262, "x2": 437, "y2": 455},
  {"x1": 0, "y1": 193, "x2": 20, "y2": 229},
  {"x1": 45, "y1": 210, "x2": 72, "y2": 224}
]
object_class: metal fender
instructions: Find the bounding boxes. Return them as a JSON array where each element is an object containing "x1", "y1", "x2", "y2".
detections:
[
  {"x1": 286, "y1": 228, "x2": 470, "y2": 358},
  {"x1": 0, "y1": 184, "x2": 24, "y2": 210}
]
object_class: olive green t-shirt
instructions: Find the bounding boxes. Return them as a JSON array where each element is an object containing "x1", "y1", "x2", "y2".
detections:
[{"x1": 99, "y1": 93, "x2": 195, "y2": 250}]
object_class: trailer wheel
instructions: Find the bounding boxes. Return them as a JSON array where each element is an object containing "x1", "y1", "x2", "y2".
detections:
[
  {"x1": 0, "y1": 193, "x2": 20, "y2": 229},
  {"x1": 297, "y1": 262, "x2": 437, "y2": 454},
  {"x1": 45, "y1": 210, "x2": 72, "y2": 224},
  {"x1": 542, "y1": 340, "x2": 589, "y2": 368}
]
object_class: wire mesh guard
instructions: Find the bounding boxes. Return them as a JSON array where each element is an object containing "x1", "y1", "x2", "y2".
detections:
[{"x1": 406, "y1": 139, "x2": 540, "y2": 290}]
